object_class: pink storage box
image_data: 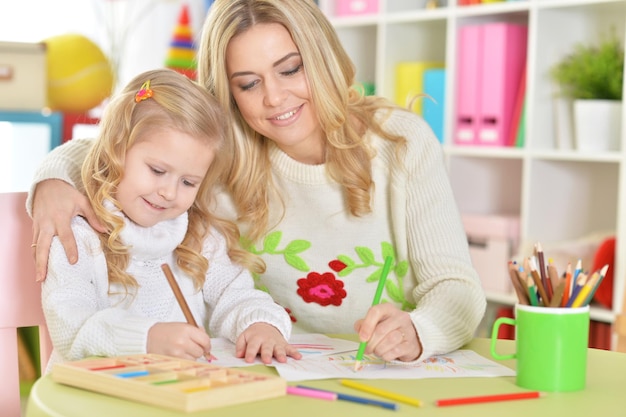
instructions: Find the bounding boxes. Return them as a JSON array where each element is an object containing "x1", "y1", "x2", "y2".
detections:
[
  {"x1": 462, "y1": 214, "x2": 520, "y2": 294},
  {"x1": 335, "y1": 0, "x2": 379, "y2": 16}
]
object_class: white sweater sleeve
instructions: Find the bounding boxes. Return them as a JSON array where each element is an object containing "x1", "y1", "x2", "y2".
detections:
[
  {"x1": 385, "y1": 110, "x2": 486, "y2": 361},
  {"x1": 42, "y1": 217, "x2": 158, "y2": 367},
  {"x1": 201, "y1": 228, "x2": 292, "y2": 342},
  {"x1": 26, "y1": 138, "x2": 94, "y2": 216}
]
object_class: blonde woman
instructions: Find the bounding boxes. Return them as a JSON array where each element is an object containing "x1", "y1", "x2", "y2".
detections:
[{"x1": 30, "y1": 1, "x2": 484, "y2": 364}]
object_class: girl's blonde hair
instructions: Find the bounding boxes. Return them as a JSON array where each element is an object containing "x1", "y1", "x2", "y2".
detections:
[
  {"x1": 198, "y1": 0, "x2": 406, "y2": 243},
  {"x1": 82, "y1": 68, "x2": 263, "y2": 294}
]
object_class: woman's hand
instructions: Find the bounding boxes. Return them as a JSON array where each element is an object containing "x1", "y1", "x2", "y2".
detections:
[
  {"x1": 235, "y1": 323, "x2": 303, "y2": 364},
  {"x1": 354, "y1": 303, "x2": 422, "y2": 362},
  {"x1": 147, "y1": 322, "x2": 212, "y2": 360},
  {"x1": 31, "y1": 179, "x2": 105, "y2": 281}
]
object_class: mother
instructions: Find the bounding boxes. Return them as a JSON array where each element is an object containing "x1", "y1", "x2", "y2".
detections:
[{"x1": 29, "y1": 0, "x2": 485, "y2": 363}]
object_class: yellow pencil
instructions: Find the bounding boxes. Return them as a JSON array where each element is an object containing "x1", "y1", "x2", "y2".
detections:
[
  {"x1": 571, "y1": 273, "x2": 598, "y2": 308},
  {"x1": 340, "y1": 379, "x2": 422, "y2": 407}
]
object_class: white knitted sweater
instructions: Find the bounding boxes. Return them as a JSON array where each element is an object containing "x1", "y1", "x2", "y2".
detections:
[
  {"x1": 31, "y1": 109, "x2": 485, "y2": 362},
  {"x1": 41, "y1": 208, "x2": 292, "y2": 371}
]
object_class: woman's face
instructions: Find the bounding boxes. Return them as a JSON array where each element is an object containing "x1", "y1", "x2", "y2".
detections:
[{"x1": 226, "y1": 23, "x2": 325, "y2": 164}]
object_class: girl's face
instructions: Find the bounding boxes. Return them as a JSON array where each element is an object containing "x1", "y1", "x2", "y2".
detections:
[
  {"x1": 226, "y1": 23, "x2": 325, "y2": 164},
  {"x1": 116, "y1": 128, "x2": 214, "y2": 227}
]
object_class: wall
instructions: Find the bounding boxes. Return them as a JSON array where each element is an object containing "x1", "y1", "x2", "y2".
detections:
[{"x1": 0, "y1": 0, "x2": 207, "y2": 95}]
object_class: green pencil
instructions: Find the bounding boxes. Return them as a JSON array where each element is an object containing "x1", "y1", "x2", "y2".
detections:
[{"x1": 354, "y1": 256, "x2": 393, "y2": 371}]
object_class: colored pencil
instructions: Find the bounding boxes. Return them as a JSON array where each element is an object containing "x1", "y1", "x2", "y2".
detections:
[
  {"x1": 535, "y1": 243, "x2": 552, "y2": 299},
  {"x1": 514, "y1": 265, "x2": 528, "y2": 293},
  {"x1": 547, "y1": 258, "x2": 560, "y2": 291},
  {"x1": 526, "y1": 276, "x2": 539, "y2": 306},
  {"x1": 581, "y1": 264, "x2": 609, "y2": 306},
  {"x1": 548, "y1": 279, "x2": 565, "y2": 308},
  {"x1": 435, "y1": 391, "x2": 542, "y2": 407},
  {"x1": 340, "y1": 379, "x2": 422, "y2": 407},
  {"x1": 286, "y1": 386, "x2": 337, "y2": 401},
  {"x1": 296, "y1": 385, "x2": 398, "y2": 410},
  {"x1": 161, "y1": 264, "x2": 216, "y2": 362},
  {"x1": 561, "y1": 262, "x2": 572, "y2": 307},
  {"x1": 571, "y1": 272, "x2": 597, "y2": 308},
  {"x1": 528, "y1": 257, "x2": 550, "y2": 306},
  {"x1": 354, "y1": 256, "x2": 393, "y2": 371},
  {"x1": 565, "y1": 273, "x2": 588, "y2": 308},
  {"x1": 508, "y1": 261, "x2": 529, "y2": 305},
  {"x1": 573, "y1": 259, "x2": 582, "y2": 282}
]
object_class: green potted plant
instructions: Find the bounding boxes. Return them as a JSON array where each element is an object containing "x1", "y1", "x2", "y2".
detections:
[{"x1": 550, "y1": 31, "x2": 624, "y2": 152}]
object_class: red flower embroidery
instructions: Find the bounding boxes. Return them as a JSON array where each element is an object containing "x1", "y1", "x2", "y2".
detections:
[
  {"x1": 297, "y1": 272, "x2": 347, "y2": 306},
  {"x1": 329, "y1": 259, "x2": 347, "y2": 272}
]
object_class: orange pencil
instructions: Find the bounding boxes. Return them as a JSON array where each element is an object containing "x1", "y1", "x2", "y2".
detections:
[
  {"x1": 436, "y1": 391, "x2": 543, "y2": 407},
  {"x1": 561, "y1": 262, "x2": 572, "y2": 307}
]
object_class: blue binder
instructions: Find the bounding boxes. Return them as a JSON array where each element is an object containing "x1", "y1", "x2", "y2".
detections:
[{"x1": 422, "y1": 68, "x2": 446, "y2": 144}]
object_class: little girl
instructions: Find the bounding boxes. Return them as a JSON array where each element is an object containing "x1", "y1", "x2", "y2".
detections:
[{"x1": 41, "y1": 69, "x2": 300, "y2": 370}]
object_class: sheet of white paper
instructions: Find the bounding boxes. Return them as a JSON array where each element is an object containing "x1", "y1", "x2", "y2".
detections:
[
  {"x1": 272, "y1": 349, "x2": 516, "y2": 381},
  {"x1": 200, "y1": 334, "x2": 360, "y2": 368}
]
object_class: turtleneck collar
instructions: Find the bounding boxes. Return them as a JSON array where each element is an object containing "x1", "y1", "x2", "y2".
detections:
[{"x1": 104, "y1": 200, "x2": 188, "y2": 261}]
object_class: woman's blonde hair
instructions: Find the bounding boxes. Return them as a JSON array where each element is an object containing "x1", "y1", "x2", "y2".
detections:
[
  {"x1": 82, "y1": 68, "x2": 263, "y2": 294},
  {"x1": 197, "y1": 0, "x2": 406, "y2": 243}
]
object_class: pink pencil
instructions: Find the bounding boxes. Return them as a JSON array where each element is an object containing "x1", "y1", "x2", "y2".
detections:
[
  {"x1": 287, "y1": 386, "x2": 337, "y2": 401},
  {"x1": 436, "y1": 391, "x2": 543, "y2": 407}
]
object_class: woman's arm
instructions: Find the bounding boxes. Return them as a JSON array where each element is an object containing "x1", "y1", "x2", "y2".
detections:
[
  {"x1": 27, "y1": 138, "x2": 105, "y2": 281},
  {"x1": 401, "y1": 114, "x2": 486, "y2": 360}
]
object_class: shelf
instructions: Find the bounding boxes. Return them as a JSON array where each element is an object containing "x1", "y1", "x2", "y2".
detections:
[{"x1": 323, "y1": 0, "x2": 626, "y2": 345}]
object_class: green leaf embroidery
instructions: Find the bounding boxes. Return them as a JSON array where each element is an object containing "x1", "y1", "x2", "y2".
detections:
[
  {"x1": 284, "y1": 240, "x2": 311, "y2": 253},
  {"x1": 262, "y1": 231, "x2": 282, "y2": 253},
  {"x1": 247, "y1": 231, "x2": 311, "y2": 272},
  {"x1": 355, "y1": 247, "x2": 376, "y2": 264},
  {"x1": 336, "y1": 244, "x2": 414, "y2": 310},
  {"x1": 285, "y1": 253, "x2": 309, "y2": 272},
  {"x1": 396, "y1": 260, "x2": 409, "y2": 278}
]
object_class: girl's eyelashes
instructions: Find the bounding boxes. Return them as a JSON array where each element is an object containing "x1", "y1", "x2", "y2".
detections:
[
  {"x1": 150, "y1": 166, "x2": 164, "y2": 175},
  {"x1": 182, "y1": 179, "x2": 197, "y2": 187}
]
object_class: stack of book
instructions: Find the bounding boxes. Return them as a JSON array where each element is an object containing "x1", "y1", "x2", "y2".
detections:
[{"x1": 454, "y1": 22, "x2": 527, "y2": 147}]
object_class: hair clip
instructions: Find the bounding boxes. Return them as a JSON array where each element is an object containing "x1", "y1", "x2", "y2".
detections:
[{"x1": 135, "y1": 80, "x2": 153, "y2": 103}]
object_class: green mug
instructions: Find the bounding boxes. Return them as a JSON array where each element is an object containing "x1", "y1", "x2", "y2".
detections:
[{"x1": 491, "y1": 304, "x2": 590, "y2": 392}]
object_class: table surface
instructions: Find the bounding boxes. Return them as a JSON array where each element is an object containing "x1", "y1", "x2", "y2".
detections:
[{"x1": 25, "y1": 337, "x2": 626, "y2": 417}]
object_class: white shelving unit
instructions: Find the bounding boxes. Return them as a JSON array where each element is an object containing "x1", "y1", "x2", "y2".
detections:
[{"x1": 319, "y1": 0, "x2": 626, "y2": 338}]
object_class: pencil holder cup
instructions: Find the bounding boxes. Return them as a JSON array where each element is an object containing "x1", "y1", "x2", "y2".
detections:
[{"x1": 490, "y1": 304, "x2": 590, "y2": 392}]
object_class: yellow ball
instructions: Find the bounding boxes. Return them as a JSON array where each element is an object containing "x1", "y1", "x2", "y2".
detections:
[{"x1": 44, "y1": 34, "x2": 114, "y2": 113}]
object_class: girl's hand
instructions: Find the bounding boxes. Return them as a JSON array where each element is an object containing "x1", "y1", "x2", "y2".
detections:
[
  {"x1": 235, "y1": 323, "x2": 302, "y2": 364},
  {"x1": 354, "y1": 303, "x2": 423, "y2": 362},
  {"x1": 31, "y1": 179, "x2": 105, "y2": 281},
  {"x1": 147, "y1": 322, "x2": 212, "y2": 361}
]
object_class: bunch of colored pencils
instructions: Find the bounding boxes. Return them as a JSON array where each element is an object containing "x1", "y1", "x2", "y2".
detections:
[{"x1": 507, "y1": 242, "x2": 609, "y2": 308}]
